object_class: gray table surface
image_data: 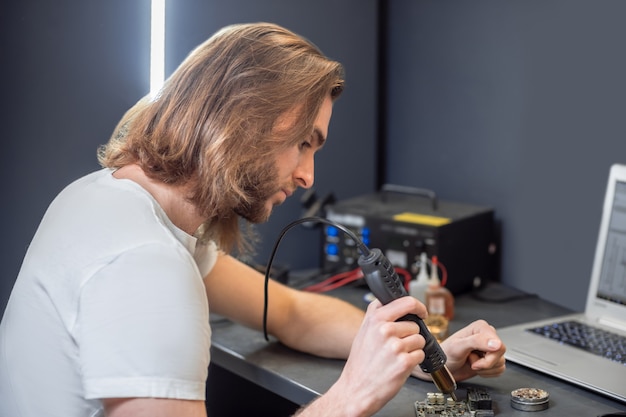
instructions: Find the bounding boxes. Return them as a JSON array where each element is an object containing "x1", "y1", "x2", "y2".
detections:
[{"x1": 210, "y1": 282, "x2": 626, "y2": 416}]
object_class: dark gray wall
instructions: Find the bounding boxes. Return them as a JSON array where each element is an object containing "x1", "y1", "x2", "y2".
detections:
[
  {"x1": 6, "y1": 0, "x2": 618, "y2": 316},
  {"x1": 385, "y1": 0, "x2": 626, "y2": 311},
  {"x1": 1, "y1": 1, "x2": 151, "y2": 314},
  {"x1": 0, "y1": 1, "x2": 379, "y2": 313}
]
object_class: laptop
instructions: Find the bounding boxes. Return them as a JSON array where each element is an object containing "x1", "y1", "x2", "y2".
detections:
[{"x1": 497, "y1": 163, "x2": 626, "y2": 403}]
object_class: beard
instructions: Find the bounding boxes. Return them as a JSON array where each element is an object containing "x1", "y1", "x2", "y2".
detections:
[
  {"x1": 234, "y1": 193, "x2": 272, "y2": 224},
  {"x1": 234, "y1": 165, "x2": 280, "y2": 224}
]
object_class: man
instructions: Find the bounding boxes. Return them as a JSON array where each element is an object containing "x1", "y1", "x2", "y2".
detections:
[{"x1": 0, "y1": 22, "x2": 506, "y2": 417}]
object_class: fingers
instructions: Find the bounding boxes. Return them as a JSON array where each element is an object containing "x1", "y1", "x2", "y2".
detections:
[
  {"x1": 366, "y1": 295, "x2": 428, "y2": 322},
  {"x1": 450, "y1": 320, "x2": 505, "y2": 354},
  {"x1": 471, "y1": 324, "x2": 506, "y2": 371},
  {"x1": 362, "y1": 297, "x2": 428, "y2": 364},
  {"x1": 339, "y1": 296, "x2": 428, "y2": 408},
  {"x1": 468, "y1": 349, "x2": 507, "y2": 376},
  {"x1": 474, "y1": 360, "x2": 506, "y2": 377},
  {"x1": 440, "y1": 319, "x2": 507, "y2": 381},
  {"x1": 370, "y1": 309, "x2": 426, "y2": 352}
]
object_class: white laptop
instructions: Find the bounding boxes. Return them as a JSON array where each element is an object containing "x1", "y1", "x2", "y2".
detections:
[{"x1": 497, "y1": 163, "x2": 626, "y2": 403}]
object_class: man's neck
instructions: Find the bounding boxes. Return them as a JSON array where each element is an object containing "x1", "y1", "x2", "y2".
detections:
[{"x1": 113, "y1": 164, "x2": 202, "y2": 235}]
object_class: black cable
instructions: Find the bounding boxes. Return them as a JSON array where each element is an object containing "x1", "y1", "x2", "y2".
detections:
[{"x1": 263, "y1": 216, "x2": 369, "y2": 341}]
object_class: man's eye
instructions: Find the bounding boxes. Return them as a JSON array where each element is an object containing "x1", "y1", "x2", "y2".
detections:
[{"x1": 300, "y1": 141, "x2": 312, "y2": 149}]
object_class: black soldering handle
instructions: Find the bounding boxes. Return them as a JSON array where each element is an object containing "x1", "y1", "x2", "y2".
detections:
[
  {"x1": 358, "y1": 248, "x2": 447, "y2": 374},
  {"x1": 397, "y1": 313, "x2": 447, "y2": 373}
]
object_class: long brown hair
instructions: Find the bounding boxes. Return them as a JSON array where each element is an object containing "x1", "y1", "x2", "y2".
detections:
[{"x1": 98, "y1": 22, "x2": 344, "y2": 253}]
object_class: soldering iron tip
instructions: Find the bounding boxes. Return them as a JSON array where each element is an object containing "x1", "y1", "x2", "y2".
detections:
[{"x1": 450, "y1": 392, "x2": 458, "y2": 402}]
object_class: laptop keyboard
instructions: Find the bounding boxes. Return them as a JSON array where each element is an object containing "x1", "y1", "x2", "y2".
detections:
[{"x1": 527, "y1": 320, "x2": 626, "y2": 365}]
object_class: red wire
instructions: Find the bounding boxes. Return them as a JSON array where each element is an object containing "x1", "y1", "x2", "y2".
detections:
[
  {"x1": 395, "y1": 267, "x2": 412, "y2": 292},
  {"x1": 304, "y1": 266, "x2": 413, "y2": 293},
  {"x1": 305, "y1": 258, "x2": 445, "y2": 294},
  {"x1": 438, "y1": 260, "x2": 448, "y2": 287},
  {"x1": 304, "y1": 267, "x2": 363, "y2": 292}
]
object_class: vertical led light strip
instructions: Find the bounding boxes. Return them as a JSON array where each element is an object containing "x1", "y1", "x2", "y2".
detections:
[{"x1": 150, "y1": 0, "x2": 165, "y2": 98}]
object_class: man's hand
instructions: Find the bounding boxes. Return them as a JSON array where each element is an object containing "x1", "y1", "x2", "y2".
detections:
[
  {"x1": 413, "y1": 319, "x2": 506, "y2": 382},
  {"x1": 298, "y1": 296, "x2": 428, "y2": 417}
]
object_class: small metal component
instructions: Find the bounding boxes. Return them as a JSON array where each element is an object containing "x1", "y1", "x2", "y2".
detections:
[
  {"x1": 468, "y1": 387, "x2": 493, "y2": 412},
  {"x1": 414, "y1": 388, "x2": 494, "y2": 417},
  {"x1": 510, "y1": 387, "x2": 550, "y2": 411}
]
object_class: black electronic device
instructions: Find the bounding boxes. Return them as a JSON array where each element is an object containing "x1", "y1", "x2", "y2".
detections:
[{"x1": 322, "y1": 185, "x2": 497, "y2": 295}]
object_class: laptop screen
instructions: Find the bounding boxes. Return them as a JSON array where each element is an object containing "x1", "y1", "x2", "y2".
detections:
[{"x1": 597, "y1": 180, "x2": 626, "y2": 307}]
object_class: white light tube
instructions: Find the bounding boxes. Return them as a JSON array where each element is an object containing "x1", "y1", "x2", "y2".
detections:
[{"x1": 150, "y1": 0, "x2": 165, "y2": 98}]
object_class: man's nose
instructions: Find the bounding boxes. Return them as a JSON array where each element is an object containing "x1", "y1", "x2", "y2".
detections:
[{"x1": 295, "y1": 154, "x2": 315, "y2": 189}]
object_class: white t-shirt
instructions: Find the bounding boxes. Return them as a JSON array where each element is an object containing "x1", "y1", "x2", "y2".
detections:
[{"x1": 0, "y1": 168, "x2": 217, "y2": 417}]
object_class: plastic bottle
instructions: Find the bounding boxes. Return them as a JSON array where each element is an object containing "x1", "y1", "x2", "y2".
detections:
[
  {"x1": 409, "y1": 252, "x2": 430, "y2": 303},
  {"x1": 425, "y1": 256, "x2": 455, "y2": 320}
]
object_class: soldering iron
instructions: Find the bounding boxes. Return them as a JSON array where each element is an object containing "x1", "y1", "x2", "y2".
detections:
[{"x1": 262, "y1": 216, "x2": 458, "y2": 400}]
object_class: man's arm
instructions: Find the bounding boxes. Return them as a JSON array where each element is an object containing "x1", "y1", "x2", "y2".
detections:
[
  {"x1": 204, "y1": 253, "x2": 507, "y2": 380},
  {"x1": 103, "y1": 398, "x2": 206, "y2": 417},
  {"x1": 203, "y1": 253, "x2": 506, "y2": 417},
  {"x1": 204, "y1": 252, "x2": 364, "y2": 358}
]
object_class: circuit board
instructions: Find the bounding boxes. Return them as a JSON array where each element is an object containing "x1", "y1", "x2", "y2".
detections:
[{"x1": 414, "y1": 387, "x2": 494, "y2": 417}]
